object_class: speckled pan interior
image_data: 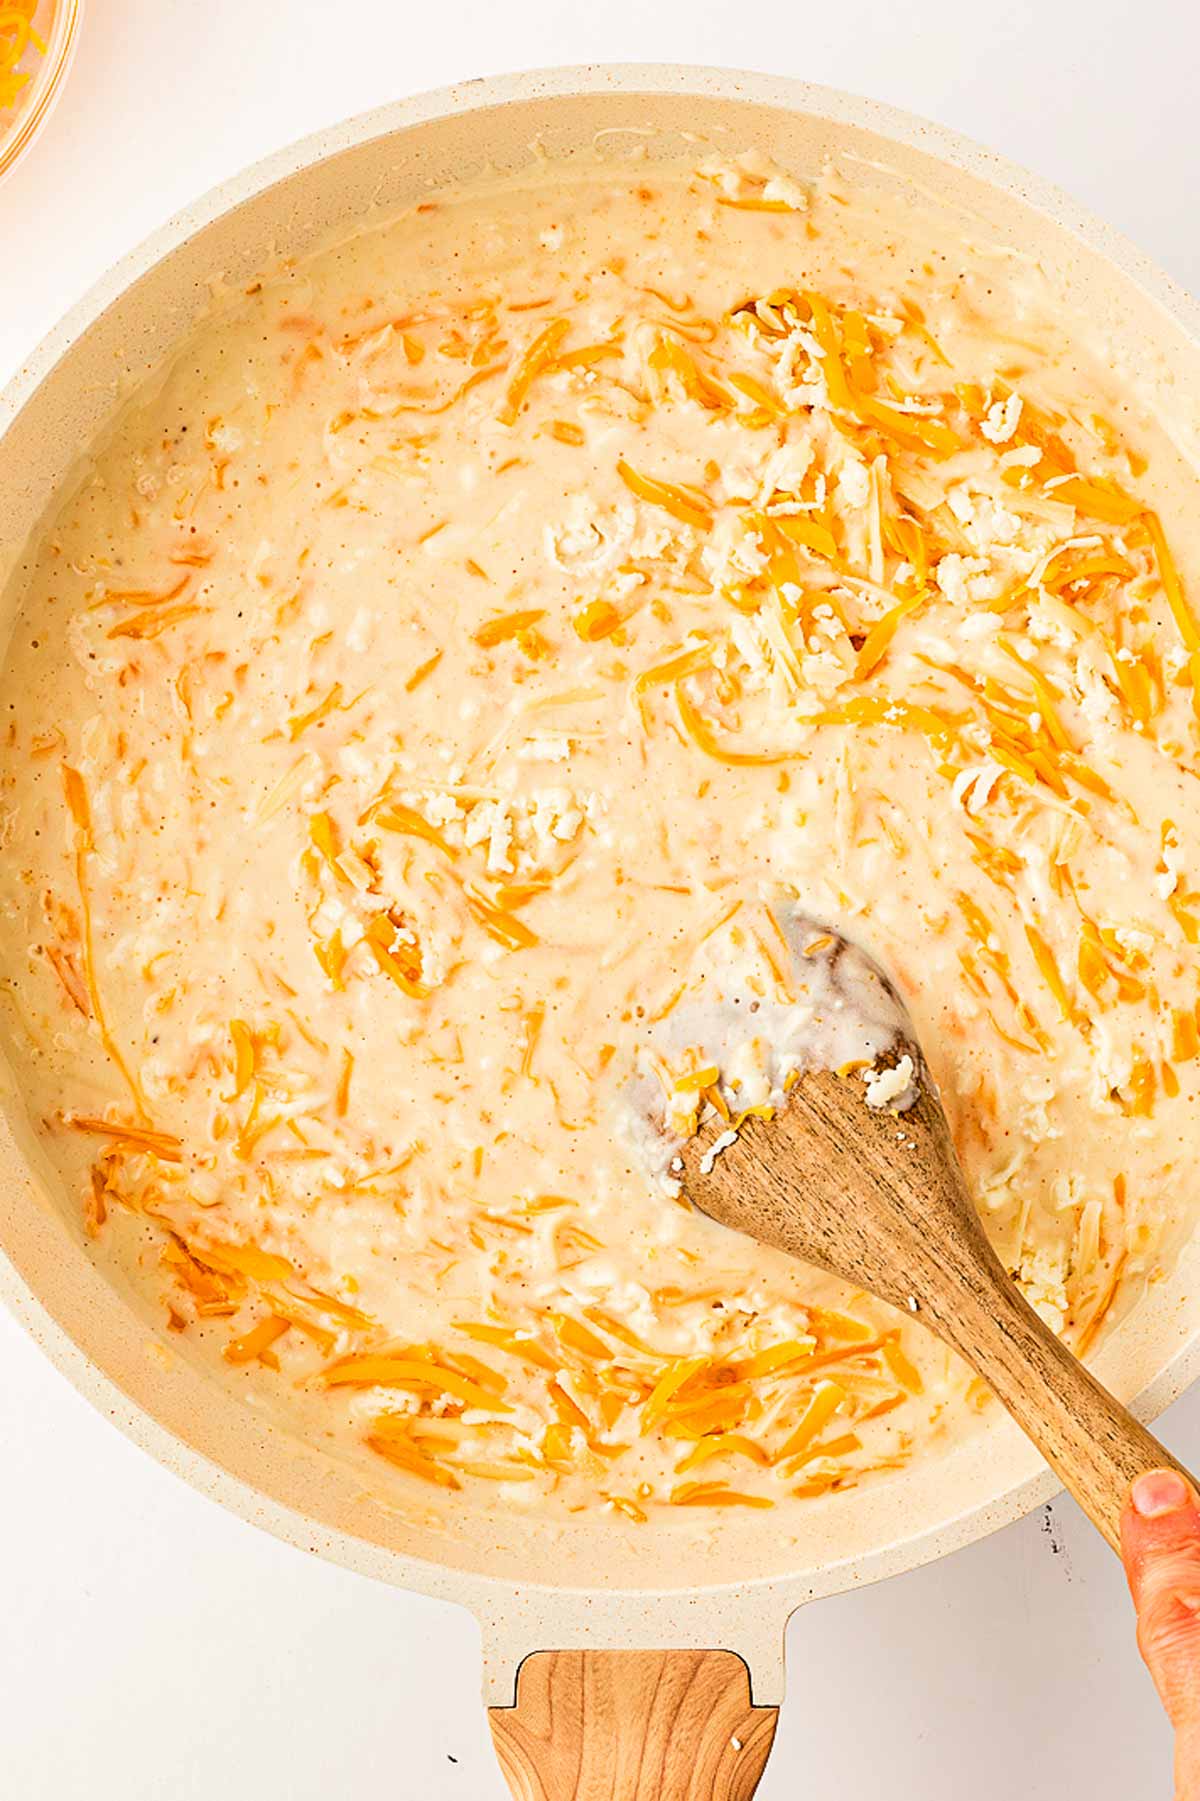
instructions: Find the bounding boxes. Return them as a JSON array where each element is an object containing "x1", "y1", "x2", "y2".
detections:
[{"x1": 2, "y1": 65, "x2": 1199, "y2": 1705}]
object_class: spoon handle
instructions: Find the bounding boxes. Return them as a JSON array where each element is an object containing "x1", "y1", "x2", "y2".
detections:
[
  {"x1": 921, "y1": 1225, "x2": 1195, "y2": 1551},
  {"x1": 684, "y1": 1065, "x2": 1195, "y2": 1550}
]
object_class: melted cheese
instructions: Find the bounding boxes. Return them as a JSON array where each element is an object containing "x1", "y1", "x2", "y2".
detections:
[{"x1": 2, "y1": 150, "x2": 1199, "y2": 1520}]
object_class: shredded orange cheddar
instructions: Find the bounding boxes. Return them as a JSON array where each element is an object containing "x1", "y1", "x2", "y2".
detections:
[
  {"x1": 366, "y1": 1419, "x2": 462, "y2": 1488},
  {"x1": 617, "y1": 459, "x2": 713, "y2": 532},
  {"x1": 497, "y1": 319, "x2": 571, "y2": 425},
  {"x1": 641, "y1": 1356, "x2": 709, "y2": 1429},
  {"x1": 363, "y1": 914, "x2": 432, "y2": 998},
  {"x1": 224, "y1": 1315, "x2": 290, "y2": 1365},
  {"x1": 324, "y1": 1355, "x2": 513, "y2": 1411},
  {"x1": 472, "y1": 609, "x2": 548, "y2": 650},
  {"x1": 669, "y1": 1482, "x2": 773, "y2": 1508},
  {"x1": 288, "y1": 683, "x2": 345, "y2": 740},
  {"x1": 465, "y1": 892, "x2": 539, "y2": 952},
  {"x1": 775, "y1": 1381, "x2": 847, "y2": 1462},
  {"x1": 12, "y1": 148, "x2": 1200, "y2": 1528},
  {"x1": 65, "y1": 1115, "x2": 183, "y2": 1161},
  {"x1": 573, "y1": 599, "x2": 622, "y2": 641}
]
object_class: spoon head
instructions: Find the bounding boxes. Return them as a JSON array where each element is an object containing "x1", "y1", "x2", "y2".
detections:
[
  {"x1": 647, "y1": 904, "x2": 922, "y2": 1130},
  {"x1": 666, "y1": 910, "x2": 978, "y2": 1317}
]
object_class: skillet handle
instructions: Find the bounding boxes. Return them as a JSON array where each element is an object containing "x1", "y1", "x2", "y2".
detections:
[{"x1": 488, "y1": 1650, "x2": 778, "y2": 1801}]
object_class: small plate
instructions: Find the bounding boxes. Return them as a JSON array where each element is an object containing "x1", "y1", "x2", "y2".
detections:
[{"x1": 0, "y1": 0, "x2": 83, "y2": 188}]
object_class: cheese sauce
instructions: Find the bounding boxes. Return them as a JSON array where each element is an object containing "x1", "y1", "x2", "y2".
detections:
[{"x1": 2, "y1": 150, "x2": 1199, "y2": 1520}]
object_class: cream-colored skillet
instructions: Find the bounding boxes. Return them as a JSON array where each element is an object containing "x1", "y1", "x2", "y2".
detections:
[{"x1": 3, "y1": 64, "x2": 1200, "y2": 1800}]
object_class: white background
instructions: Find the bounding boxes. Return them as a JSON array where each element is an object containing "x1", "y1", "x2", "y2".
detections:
[{"x1": 3, "y1": 3, "x2": 1200, "y2": 1795}]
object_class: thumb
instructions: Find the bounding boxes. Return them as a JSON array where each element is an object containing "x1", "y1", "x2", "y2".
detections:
[{"x1": 1122, "y1": 1469, "x2": 1200, "y2": 1797}]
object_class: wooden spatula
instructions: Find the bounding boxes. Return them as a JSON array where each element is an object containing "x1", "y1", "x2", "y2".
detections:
[
  {"x1": 489, "y1": 920, "x2": 1192, "y2": 1801},
  {"x1": 677, "y1": 917, "x2": 1195, "y2": 1552}
]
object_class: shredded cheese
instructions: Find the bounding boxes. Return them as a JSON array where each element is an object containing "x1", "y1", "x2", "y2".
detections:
[{"x1": 3, "y1": 148, "x2": 1197, "y2": 1527}]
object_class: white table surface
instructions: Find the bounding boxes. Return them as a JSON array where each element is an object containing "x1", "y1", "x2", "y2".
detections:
[{"x1": 3, "y1": 2, "x2": 1200, "y2": 1794}]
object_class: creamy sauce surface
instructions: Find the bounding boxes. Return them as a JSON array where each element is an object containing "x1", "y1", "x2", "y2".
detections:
[{"x1": 2, "y1": 150, "x2": 1200, "y2": 1521}]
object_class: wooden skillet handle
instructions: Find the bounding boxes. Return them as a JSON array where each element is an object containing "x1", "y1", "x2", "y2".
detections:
[{"x1": 488, "y1": 1650, "x2": 778, "y2": 1801}]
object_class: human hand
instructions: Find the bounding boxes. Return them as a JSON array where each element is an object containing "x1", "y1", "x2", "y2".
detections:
[{"x1": 1122, "y1": 1471, "x2": 1200, "y2": 1798}]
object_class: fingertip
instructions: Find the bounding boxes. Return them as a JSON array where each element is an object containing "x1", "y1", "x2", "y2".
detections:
[
  {"x1": 1122, "y1": 1470, "x2": 1200, "y2": 1599},
  {"x1": 1133, "y1": 1470, "x2": 1194, "y2": 1520}
]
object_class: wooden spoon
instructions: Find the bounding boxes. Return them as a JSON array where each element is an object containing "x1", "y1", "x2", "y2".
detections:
[
  {"x1": 488, "y1": 918, "x2": 1193, "y2": 1801},
  {"x1": 677, "y1": 916, "x2": 1195, "y2": 1552}
]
